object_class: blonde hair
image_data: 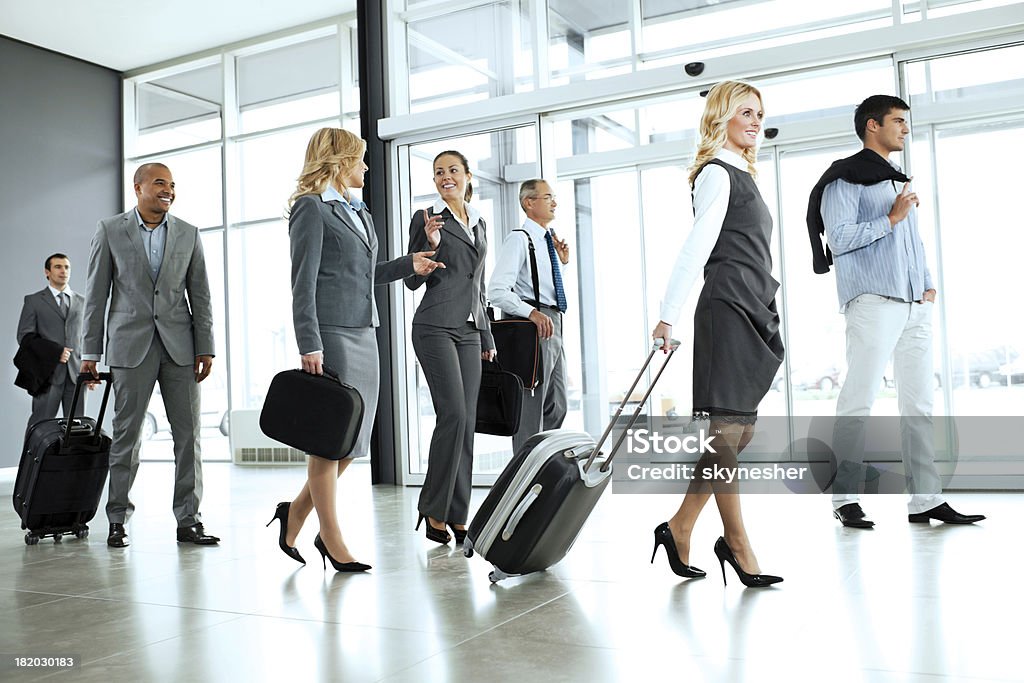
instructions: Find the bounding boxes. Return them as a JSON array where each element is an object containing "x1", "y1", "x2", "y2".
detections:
[
  {"x1": 287, "y1": 128, "x2": 366, "y2": 210},
  {"x1": 688, "y1": 81, "x2": 763, "y2": 187}
]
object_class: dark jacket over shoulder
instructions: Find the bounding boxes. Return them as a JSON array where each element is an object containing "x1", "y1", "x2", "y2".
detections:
[
  {"x1": 290, "y1": 194, "x2": 414, "y2": 354},
  {"x1": 404, "y1": 206, "x2": 494, "y2": 351}
]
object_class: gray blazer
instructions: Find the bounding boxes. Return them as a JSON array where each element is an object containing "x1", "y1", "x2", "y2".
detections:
[
  {"x1": 83, "y1": 210, "x2": 215, "y2": 368},
  {"x1": 290, "y1": 194, "x2": 414, "y2": 354},
  {"x1": 405, "y1": 207, "x2": 494, "y2": 352},
  {"x1": 16, "y1": 288, "x2": 85, "y2": 385}
]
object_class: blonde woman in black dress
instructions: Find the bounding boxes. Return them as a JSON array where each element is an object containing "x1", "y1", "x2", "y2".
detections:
[{"x1": 651, "y1": 81, "x2": 784, "y2": 587}]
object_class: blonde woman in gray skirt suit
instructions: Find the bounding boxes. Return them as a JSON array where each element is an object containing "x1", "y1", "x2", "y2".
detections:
[{"x1": 267, "y1": 128, "x2": 443, "y2": 572}]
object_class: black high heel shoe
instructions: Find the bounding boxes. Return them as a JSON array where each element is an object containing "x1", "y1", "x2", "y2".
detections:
[
  {"x1": 416, "y1": 514, "x2": 450, "y2": 545},
  {"x1": 266, "y1": 502, "x2": 305, "y2": 565},
  {"x1": 650, "y1": 522, "x2": 706, "y2": 578},
  {"x1": 448, "y1": 524, "x2": 468, "y2": 545},
  {"x1": 713, "y1": 537, "x2": 782, "y2": 588},
  {"x1": 313, "y1": 534, "x2": 371, "y2": 573}
]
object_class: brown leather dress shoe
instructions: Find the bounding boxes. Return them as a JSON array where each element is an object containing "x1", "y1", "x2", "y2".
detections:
[
  {"x1": 176, "y1": 522, "x2": 220, "y2": 545},
  {"x1": 107, "y1": 523, "x2": 129, "y2": 548}
]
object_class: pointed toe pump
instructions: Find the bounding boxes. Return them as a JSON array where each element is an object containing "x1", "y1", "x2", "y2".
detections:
[
  {"x1": 651, "y1": 522, "x2": 706, "y2": 578},
  {"x1": 267, "y1": 501, "x2": 305, "y2": 565},
  {"x1": 416, "y1": 514, "x2": 451, "y2": 545},
  {"x1": 714, "y1": 537, "x2": 782, "y2": 588},
  {"x1": 313, "y1": 534, "x2": 371, "y2": 573}
]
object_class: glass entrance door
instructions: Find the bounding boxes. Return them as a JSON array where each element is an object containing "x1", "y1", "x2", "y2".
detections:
[{"x1": 395, "y1": 124, "x2": 541, "y2": 485}]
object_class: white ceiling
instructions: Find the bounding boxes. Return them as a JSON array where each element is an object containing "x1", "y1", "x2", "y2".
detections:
[{"x1": 0, "y1": 0, "x2": 358, "y2": 71}]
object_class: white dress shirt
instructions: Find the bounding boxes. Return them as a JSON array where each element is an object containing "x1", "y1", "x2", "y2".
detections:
[
  {"x1": 47, "y1": 285, "x2": 72, "y2": 308},
  {"x1": 659, "y1": 148, "x2": 748, "y2": 326},
  {"x1": 488, "y1": 218, "x2": 564, "y2": 318}
]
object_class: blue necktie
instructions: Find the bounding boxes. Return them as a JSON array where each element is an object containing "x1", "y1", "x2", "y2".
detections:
[{"x1": 545, "y1": 231, "x2": 568, "y2": 313}]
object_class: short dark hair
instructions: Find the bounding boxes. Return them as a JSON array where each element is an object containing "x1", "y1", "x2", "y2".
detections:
[
  {"x1": 45, "y1": 253, "x2": 69, "y2": 271},
  {"x1": 133, "y1": 162, "x2": 169, "y2": 185},
  {"x1": 854, "y1": 95, "x2": 910, "y2": 141}
]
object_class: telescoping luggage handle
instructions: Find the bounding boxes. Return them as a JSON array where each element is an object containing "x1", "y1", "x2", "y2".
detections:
[
  {"x1": 583, "y1": 338, "x2": 680, "y2": 474},
  {"x1": 65, "y1": 372, "x2": 114, "y2": 442}
]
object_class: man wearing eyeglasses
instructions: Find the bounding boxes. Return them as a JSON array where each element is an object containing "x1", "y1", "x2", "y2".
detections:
[{"x1": 488, "y1": 179, "x2": 570, "y2": 454}]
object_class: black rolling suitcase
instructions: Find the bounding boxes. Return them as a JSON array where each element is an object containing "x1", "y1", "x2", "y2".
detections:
[
  {"x1": 13, "y1": 372, "x2": 113, "y2": 545},
  {"x1": 464, "y1": 340, "x2": 678, "y2": 582}
]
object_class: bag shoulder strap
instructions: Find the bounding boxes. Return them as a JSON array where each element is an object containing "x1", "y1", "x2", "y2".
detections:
[{"x1": 513, "y1": 229, "x2": 541, "y2": 309}]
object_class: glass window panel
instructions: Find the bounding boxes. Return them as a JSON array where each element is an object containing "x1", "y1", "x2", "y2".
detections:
[
  {"x1": 757, "y1": 59, "x2": 895, "y2": 127},
  {"x1": 135, "y1": 64, "x2": 222, "y2": 156},
  {"x1": 777, "y1": 144, "x2": 862, "y2": 418},
  {"x1": 905, "y1": 44, "x2": 1024, "y2": 107},
  {"x1": 548, "y1": 0, "x2": 632, "y2": 81},
  {"x1": 227, "y1": 220, "x2": 297, "y2": 412},
  {"x1": 642, "y1": 0, "x2": 892, "y2": 63},
  {"x1": 126, "y1": 147, "x2": 223, "y2": 229},
  {"x1": 402, "y1": 127, "x2": 539, "y2": 477},
  {"x1": 408, "y1": 1, "x2": 534, "y2": 113},
  {"x1": 237, "y1": 34, "x2": 342, "y2": 133},
  {"x1": 236, "y1": 125, "x2": 328, "y2": 224},
  {"x1": 914, "y1": 0, "x2": 1022, "y2": 19},
  {"x1": 926, "y1": 120, "x2": 1024, "y2": 417}
]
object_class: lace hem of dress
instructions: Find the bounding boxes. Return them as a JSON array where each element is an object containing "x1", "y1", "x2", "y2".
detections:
[{"x1": 692, "y1": 409, "x2": 758, "y2": 425}]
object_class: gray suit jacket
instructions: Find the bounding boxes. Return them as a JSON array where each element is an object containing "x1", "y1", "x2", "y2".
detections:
[
  {"x1": 83, "y1": 210, "x2": 215, "y2": 368},
  {"x1": 16, "y1": 288, "x2": 85, "y2": 385},
  {"x1": 405, "y1": 207, "x2": 494, "y2": 351},
  {"x1": 290, "y1": 195, "x2": 414, "y2": 354}
]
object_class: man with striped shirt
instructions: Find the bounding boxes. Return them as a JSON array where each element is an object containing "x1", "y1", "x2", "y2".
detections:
[{"x1": 818, "y1": 95, "x2": 984, "y2": 528}]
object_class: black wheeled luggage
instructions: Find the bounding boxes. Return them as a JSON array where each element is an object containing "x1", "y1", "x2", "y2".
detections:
[
  {"x1": 464, "y1": 340, "x2": 679, "y2": 582},
  {"x1": 13, "y1": 372, "x2": 113, "y2": 545}
]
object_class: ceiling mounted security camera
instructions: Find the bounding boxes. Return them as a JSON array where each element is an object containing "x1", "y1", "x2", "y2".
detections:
[
  {"x1": 684, "y1": 62, "x2": 705, "y2": 77},
  {"x1": 764, "y1": 128, "x2": 779, "y2": 139}
]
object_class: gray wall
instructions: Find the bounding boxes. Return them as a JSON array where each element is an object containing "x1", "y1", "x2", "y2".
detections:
[{"x1": 0, "y1": 36, "x2": 122, "y2": 467}]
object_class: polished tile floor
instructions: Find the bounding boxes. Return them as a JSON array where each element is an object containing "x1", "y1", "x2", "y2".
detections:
[{"x1": 1, "y1": 462, "x2": 1019, "y2": 683}]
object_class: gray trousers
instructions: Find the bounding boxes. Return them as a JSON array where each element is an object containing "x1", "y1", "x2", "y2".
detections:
[
  {"x1": 512, "y1": 307, "x2": 568, "y2": 455},
  {"x1": 413, "y1": 322, "x2": 481, "y2": 525},
  {"x1": 107, "y1": 335, "x2": 202, "y2": 526},
  {"x1": 27, "y1": 371, "x2": 83, "y2": 431}
]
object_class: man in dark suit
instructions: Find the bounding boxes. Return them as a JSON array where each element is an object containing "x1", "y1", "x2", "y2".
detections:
[
  {"x1": 17, "y1": 253, "x2": 86, "y2": 429},
  {"x1": 82, "y1": 163, "x2": 219, "y2": 548}
]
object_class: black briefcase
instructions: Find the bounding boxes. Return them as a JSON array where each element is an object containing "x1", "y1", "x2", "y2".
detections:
[
  {"x1": 260, "y1": 367, "x2": 364, "y2": 458},
  {"x1": 490, "y1": 317, "x2": 544, "y2": 391},
  {"x1": 476, "y1": 360, "x2": 524, "y2": 436}
]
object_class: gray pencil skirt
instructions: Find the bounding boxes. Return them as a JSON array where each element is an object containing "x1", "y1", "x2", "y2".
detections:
[{"x1": 319, "y1": 324, "x2": 378, "y2": 459}]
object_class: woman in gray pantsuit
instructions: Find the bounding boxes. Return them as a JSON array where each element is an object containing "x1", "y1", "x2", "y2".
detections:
[
  {"x1": 406, "y1": 150, "x2": 496, "y2": 545},
  {"x1": 267, "y1": 128, "x2": 443, "y2": 572}
]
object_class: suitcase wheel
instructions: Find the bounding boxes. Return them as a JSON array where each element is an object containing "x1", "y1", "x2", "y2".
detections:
[
  {"x1": 488, "y1": 571, "x2": 500, "y2": 584},
  {"x1": 53, "y1": 534, "x2": 62, "y2": 543},
  {"x1": 24, "y1": 533, "x2": 39, "y2": 546},
  {"x1": 74, "y1": 527, "x2": 90, "y2": 539}
]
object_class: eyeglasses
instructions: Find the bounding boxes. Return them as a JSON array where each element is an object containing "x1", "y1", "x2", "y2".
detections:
[{"x1": 529, "y1": 194, "x2": 556, "y2": 202}]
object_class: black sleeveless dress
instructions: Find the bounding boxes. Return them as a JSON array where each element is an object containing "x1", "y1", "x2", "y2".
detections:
[{"x1": 691, "y1": 159, "x2": 785, "y2": 420}]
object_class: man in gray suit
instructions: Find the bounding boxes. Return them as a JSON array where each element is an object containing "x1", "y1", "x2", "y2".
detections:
[
  {"x1": 17, "y1": 253, "x2": 86, "y2": 428},
  {"x1": 82, "y1": 163, "x2": 219, "y2": 548}
]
